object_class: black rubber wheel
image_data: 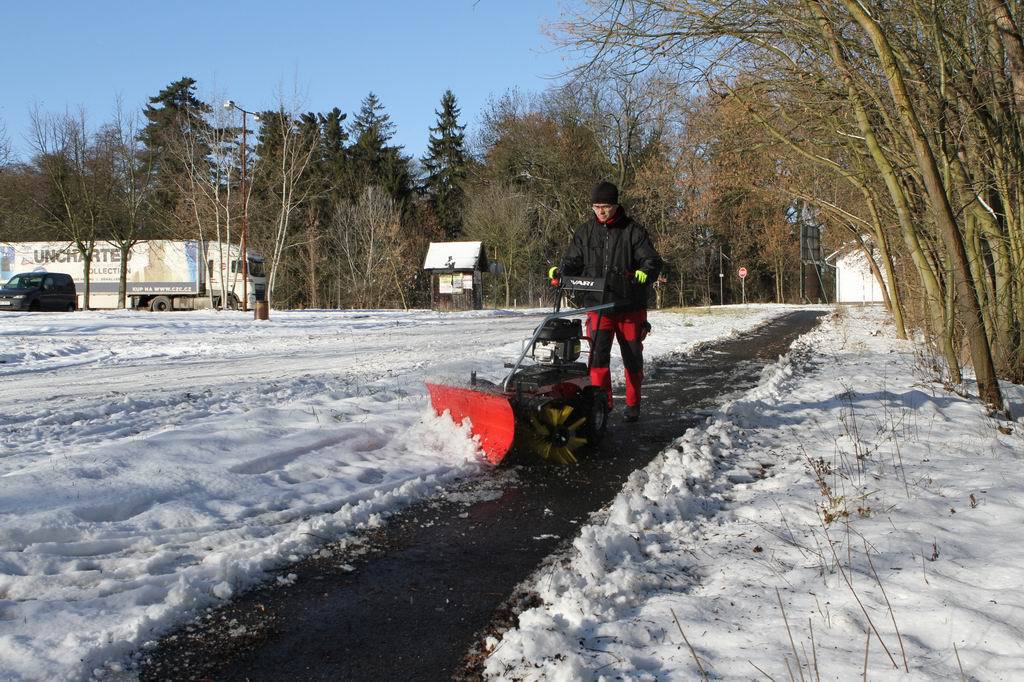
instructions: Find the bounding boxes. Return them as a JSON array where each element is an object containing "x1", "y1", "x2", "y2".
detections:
[
  {"x1": 226, "y1": 294, "x2": 240, "y2": 310},
  {"x1": 28, "y1": 301, "x2": 41, "y2": 312},
  {"x1": 149, "y1": 296, "x2": 172, "y2": 312},
  {"x1": 66, "y1": 302, "x2": 76, "y2": 312}
]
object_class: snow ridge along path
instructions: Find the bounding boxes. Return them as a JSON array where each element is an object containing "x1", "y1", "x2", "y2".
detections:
[
  {"x1": 0, "y1": 305, "x2": 802, "y2": 680},
  {"x1": 484, "y1": 306, "x2": 1024, "y2": 681}
]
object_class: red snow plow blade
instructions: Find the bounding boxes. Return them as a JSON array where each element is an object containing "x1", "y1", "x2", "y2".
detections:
[{"x1": 426, "y1": 383, "x2": 516, "y2": 464}]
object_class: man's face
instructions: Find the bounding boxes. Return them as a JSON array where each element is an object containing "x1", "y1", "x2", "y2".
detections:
[{"x1": 592, "y1": 203, "x2": 617, "y2": 221}]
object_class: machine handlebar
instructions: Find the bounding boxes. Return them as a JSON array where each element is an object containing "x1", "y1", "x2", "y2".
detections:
[
  {"x1": 549, "y1": 275, "x2": 606, "y2": 313},
  {"x1": 551, "y1": 276, "x2": 605, "y2": 292}
]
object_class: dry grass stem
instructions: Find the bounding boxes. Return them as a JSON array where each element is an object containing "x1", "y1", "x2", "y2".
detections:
[
  {"x1": 862, "y1": 622, "x2": 870, "y2": 682},
  {"x1": 775, "y1": 588, "x2": 807, "y2": 682},
  {"x1": 670, "y1": 607, "x2": 709, "y2": 681},
  {"x1": 954, "y1": 642, "x2": 966, "y2": 681},
  {"x1": 864, "y1": 540, "x2": 909, "y2": 672},
  {"x1": 822, "y1": 524, "x2": 899, "y2": 669},
  {"x1": 749, "y1": 659, "x2": 778, "y2": 681},
  {"x1": 808, "y1": 618, "x2": 821, "y2": 682}
]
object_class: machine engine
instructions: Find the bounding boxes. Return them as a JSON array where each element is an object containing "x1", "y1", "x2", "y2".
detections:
[{"x1": 531, "y1": 318, "x2": 583, "y2": 365}]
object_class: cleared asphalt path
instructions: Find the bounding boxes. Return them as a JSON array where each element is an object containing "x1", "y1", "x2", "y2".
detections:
[{"x1": 141, "y1": 309, "x2": 825, "y2": 681}]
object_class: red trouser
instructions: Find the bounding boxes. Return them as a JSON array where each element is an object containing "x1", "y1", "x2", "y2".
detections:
[{"x1": 586, "y1": 309, "x2": 647, "y2": 409}]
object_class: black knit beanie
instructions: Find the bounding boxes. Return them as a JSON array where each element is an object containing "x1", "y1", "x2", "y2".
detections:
[{"x1": 590, "y1": 181, "x2": 619, "y2": 204}]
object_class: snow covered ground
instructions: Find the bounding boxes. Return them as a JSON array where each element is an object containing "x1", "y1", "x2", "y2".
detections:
[
  {"x1": 0, "y1": 303, "x2": 798, "y2": 680},
  {"x1": 484, "y1": 306, "x2": 1024, "y2": 681}
]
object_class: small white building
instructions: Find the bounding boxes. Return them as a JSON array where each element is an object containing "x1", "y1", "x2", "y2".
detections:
[
  {"x1": 834, "y1": 248, "x2": 885, "y2": 304},
  {"x1": 422, "y1": 241, "x2": 488, "y2": 311}
]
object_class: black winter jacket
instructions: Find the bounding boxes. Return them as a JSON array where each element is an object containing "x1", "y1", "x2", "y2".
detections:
[{"x1": 558, "y1": 210, "x2": 662, "y2": 312}]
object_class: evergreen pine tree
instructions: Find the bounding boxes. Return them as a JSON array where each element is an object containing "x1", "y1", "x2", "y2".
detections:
[
  {"x1": 139, "y1": 77, "x2": 212, "y2": 226},
  {"x1": 422, "y1": 90, "x2": 468, "y2": 240},
  {"x1": 316, "y1": 107, "x2": 349, "y2": 201},
  {"x1": 349, "y1": 93, "x2": 395, "y2": 155},
  {"x1": 347, "y1": 93, "x2": 412, "y2": 204}
]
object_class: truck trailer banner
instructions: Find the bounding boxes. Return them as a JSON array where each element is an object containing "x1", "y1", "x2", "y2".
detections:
[{"x1": 0, "y1": 241, "x2": 201, "y2": 295}]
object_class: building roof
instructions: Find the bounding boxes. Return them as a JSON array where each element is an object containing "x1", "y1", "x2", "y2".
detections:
[
  {"x1": 836, "y1": 248, "x2": 871, "y2": 268},
  {"x1": 422, "y1": 241, "x2": 486, "y2": 270}
]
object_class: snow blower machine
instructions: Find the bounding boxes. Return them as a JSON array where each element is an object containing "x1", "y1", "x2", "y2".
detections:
[{"x1": 427, "y1": 276, "x2": 615, "y2": 465}]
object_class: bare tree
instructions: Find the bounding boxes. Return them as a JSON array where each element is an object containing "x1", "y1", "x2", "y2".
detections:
[
  {"x1": 330, "y1": 185, "x2": 407, "y2": 308},
  {"x1": 556, "y1": 0, "x2": 1009, "y2": 410},
  {"x1": 0, "y1": 119, "x2": 17, "y2": 242},
  {"x1": 28, "y1": 107, "x2": 113, "y2": 309},
  {"x1": 564, "y1": 71, "x2": 677, "y2": 190},
  {"x1": 97, "y1": 101, "x2": 157, "y2": 308},
  {"x1": 169, "y1": 97, "x2": 238, "y2": 308},
  {"x1": 463, "y1": 182, "x2": 537, "y2": 307},
  {"x1": 0, "y1": 119, "x2": 10, "y2": 169},
  {"x1": 836, "y1": 0, "x2": 1002, "y2": 410},
  {"x1": 252, "y1": 97, "x2": 319, "y2": 305}
]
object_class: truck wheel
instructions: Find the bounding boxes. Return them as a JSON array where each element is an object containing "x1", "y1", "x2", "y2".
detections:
[
  {"x1": 149, "y1": 296, "x2": 172, "y2": 312},
  {"x1": 226, "y1": 294, "x2": 240, "y2": 310}
]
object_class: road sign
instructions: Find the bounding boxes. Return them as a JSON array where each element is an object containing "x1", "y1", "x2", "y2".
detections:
[{"x1": 738, "y1": 267, "x2": 748, "y2": 278}]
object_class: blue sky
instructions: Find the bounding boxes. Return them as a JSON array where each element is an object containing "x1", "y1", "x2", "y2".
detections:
[{"x1": 3, "y1": 1, "x2": 577, "y2": 163}]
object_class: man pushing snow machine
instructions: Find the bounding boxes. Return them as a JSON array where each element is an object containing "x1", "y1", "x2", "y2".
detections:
[
  {"x1": 427, "y1": 276, "x2": 616, "y2": 465},
  {"x1": 427, "y1": 181, "x2": 662, "y2": 466},
  {"x1": 552, "y1": 181, "x2": 663, "y2": 423}
]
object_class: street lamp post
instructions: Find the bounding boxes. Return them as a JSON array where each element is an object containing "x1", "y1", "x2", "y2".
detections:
[
  {"x1": 719, "y1": 247, "x2": 723, "y2": 305},
  {"x1": 224, "y1": 100, "x2": 257, "y2": 312},
  {"x1": 718, "y1": 246, "x2": 731, "y2": 305}
]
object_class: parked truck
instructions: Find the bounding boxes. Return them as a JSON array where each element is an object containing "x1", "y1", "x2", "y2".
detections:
[{"x1": 0, "y1": 240, "x2": 267, "y2": 311}]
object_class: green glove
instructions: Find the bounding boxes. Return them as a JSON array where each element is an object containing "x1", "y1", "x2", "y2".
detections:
[
  {"x1": 635, "y1": 270, "x2": 648, "y2": 284},
  {"x1": 548, "y1": 266, "x2": 559, "y2": 279}
]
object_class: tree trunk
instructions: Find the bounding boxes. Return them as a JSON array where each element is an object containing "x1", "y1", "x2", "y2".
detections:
[
  {"x1": 840, "y1": 0, "x2": 1003, "y2": 412},
  {"x1": 811, "y1": 0, "x2": 951, "y2": 350},
  {"x1": 861, "y1": 194, "x2": 906, "y2": 338},
  {"x1": 986, "y1": 0, "x2": 1024, "y2": 114},
  {"x1": 118, "y1": 246, "x2": 130, "y2": 309},
  {"x1": 75, "y1": 241, "x2": 94, "y2": 310}
]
